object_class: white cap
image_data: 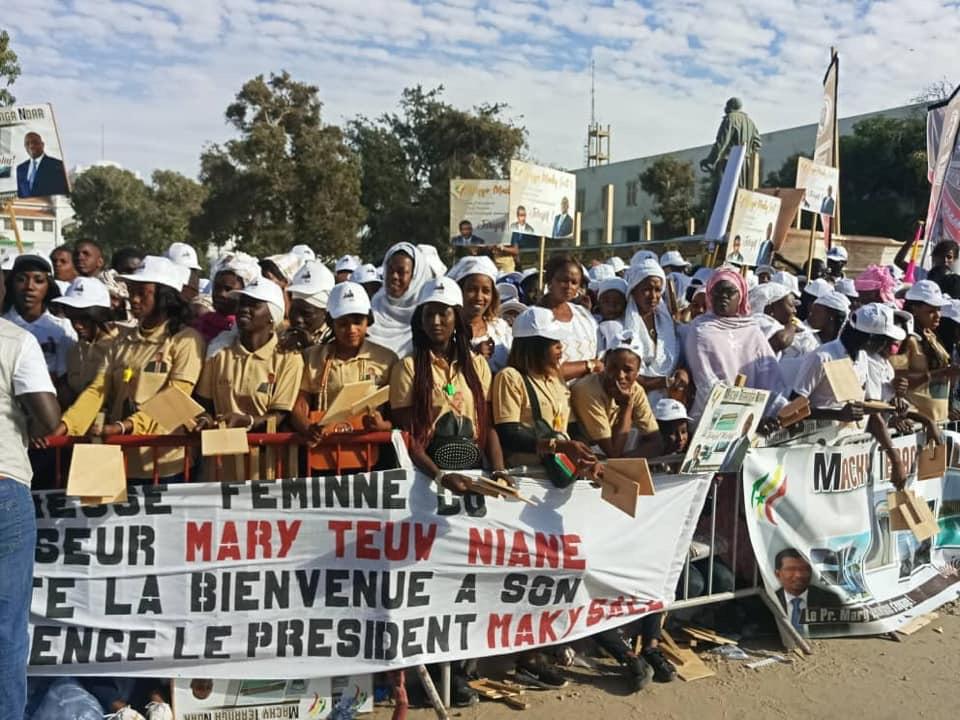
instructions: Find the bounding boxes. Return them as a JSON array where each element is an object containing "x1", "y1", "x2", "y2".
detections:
[
  {"x1": 813, "y1": 290, "x2": 851, "y2": 314},
  {"x1": 264, "y1": 253, "x2": 305, "y2": 284},
  {"x1": 120, "y1": 255, "x2": 186, "y2": 292},
  {"x1": 756, "y1": 264, "x2": 776, "y2": 276},
  {"x1": 166, "y1": 242, "x2": 201, "y2": 270},
  {"x1": 589, "y1": 263, "x2": 615, "y2": 283},
  {"x1": 893, "y1": 309, "x2": 914, "y2": 337},
  {"x1": 288, "y1": 260, "x2": 335, "y2": 309},
  {"x1": 835, "y1": 278, "x2": 858, "y2": 297},
  {"x1": 803, "y1": 277, "x2": 833, "y2": 298},
  {"x1": 748, "y1": 282, "x2": 792, "y2": 314},
  {"x1": 601, "y1": 327, "x2": 645, "y2": 360},
  {"x1": 290, "y1": 244, "x2": 316, "y2": 263},
  {"x1": 335, "y1": 254, "x2": 361, "y2": 274},
  {"x1": 230, "y1": 275, "x2": 287, "y2": 324},
  {"x1": 520, "y1": 268, "x2": 539, "y2": 282},
  {"x1": 659, "y1": 250, "x2": 690, "y2": 268},
  {"x1": 691, "y1": 267, "x2": 713, "y2": 286},
  {"x1": 212, "y1": 251, "x2": 260, "y2": 286},
  {"x1": 826, "y1": 246, "x2": 848, "y2": 262},
  {"x1": 326, "y1": 281, "x2": 371, "y2": 319},
  {"x1": 51, "y1": 277, "x2": 111, "y2": 309},
  {"x1": 597, "y1": 320, "x2": 625, "y2": 354},
  {"x1": 630, "y1": 249, "x2": 658, "y2": 267},
  {"x1": 447, "y1": 255, "x2": 498, "y2": 283},
  {"x1": 626, "y1": 258, "x2": 666, "y2": 293},
  {"x1": 942, "y1": 300, "x2": 960, "y2": 324},
  {"x1": 905, "y1": 279, "x2": 951, "y2": 307},
  {"x1": 598, "y1": 277, "x2": 628, "y2": 297},
  {"x1": 512, "y1": 306, "x2": 569, "y2": 341},
  {"x1": 654, "y1": 398, "x2": 691, "y2": 422},
  {"x1": 888, "y1": 264, "x2": 905, "y2": 282},
  {"x1": 498, "y1": 299, "x2": 527, "y2": 317},
  {"x1": 849, "y1": 303, "x2": 906, "y2": 340},
  {"x1": 350, "y1": 263, "x2": 381, "y2": 285},
  {"x1": 497, "y1": 282, "x2": 519, "y2": 302},
  {"x1": 0, "y1": 250, "x2": 19, "y2": 271},
  {"x1": 772, "y1": 270, "x2": 800, "y2": 297},
  {"x1": 417, "y1": 276, "x2": 463, "y2": 308},
  {"x1": 605, "y1": 256, "x2": 626, "y2": 273}
]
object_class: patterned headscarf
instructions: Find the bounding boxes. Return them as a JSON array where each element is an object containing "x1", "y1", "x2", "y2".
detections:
[
  {"x1": 705, "y1": 267, "x2": 750, "y2": 315},
  {"x1": 855, "y1": 265, "x2": 898, "y2": 304}
]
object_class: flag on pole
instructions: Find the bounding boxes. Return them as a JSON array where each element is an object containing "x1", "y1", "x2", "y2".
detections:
[
  {"x1": 813, "y1": 54, "x2": 839, "y2": 167},
  {"x1": 923, "y1": 86, "x2": 960, "y2": 247}
]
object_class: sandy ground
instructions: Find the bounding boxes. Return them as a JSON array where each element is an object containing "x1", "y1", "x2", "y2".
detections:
[{"x1": 373, "y1": 602, "x2": 960, "y2": 720}]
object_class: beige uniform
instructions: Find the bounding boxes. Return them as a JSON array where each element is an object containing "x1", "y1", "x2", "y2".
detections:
[
  {"x1": 570, "y1": 373, "x2": 658, "y2": 443},
  {"x1": 65, "y1": 326, "x2": 123, "y2": 397},
  {"x1": 492, "y1": 367, "x2": 570, "y2": 467},
  {"x1": 301, "y1": 339, "x2": 397, "y2": 411},
  {"x1": 62, "y1": 322, "x2": 206, "y2": 479}
]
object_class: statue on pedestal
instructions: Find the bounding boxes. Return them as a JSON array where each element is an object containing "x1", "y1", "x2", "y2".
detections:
[{"x1": 700, "y1": 97, "x2": 761, "y2": 190}]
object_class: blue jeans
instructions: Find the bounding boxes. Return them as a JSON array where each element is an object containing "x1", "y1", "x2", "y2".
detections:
[{"x1": 0, "y1": 479, "x2": 36, "y2": 719}]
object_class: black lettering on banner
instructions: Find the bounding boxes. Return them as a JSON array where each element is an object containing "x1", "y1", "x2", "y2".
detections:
[
  {"x1": 95, "y1": 629, "x2": 124, "y2": 663},
  {"x1": 251, "y1": 481, "x2": 278, "y2": 509},
  {"x1": 234, "y1": 571, "x2": 259, "y2": 611},
  {"x1": 265, "y1": 571, "x2": 290, "y2": 609},
  {"x1": 105, "y1": 578, "x2": 132, "y2": 615},
  {"x1": 501, "y1": 574, "x2": 525, "y2": 603},
  {"x1": 138, "y1": 575, "x2": 162, "y2": 614},
  {"x1": 97, "y1": 526, "x2": 125, "y2": 565},
  {"x1": 436, "y1": 491, "x2": 487, "y2": 517},
  {"x1": 46, "y1": 578, "x2": 75, "y2": 619},
  {"x1": 402, "y1": 618, "x2": 424, "y2": 657},
  {"x1": 247, "y1": 622, "x2": 272, "y2": 658},
  {"x1": 141, "y1": 485, "x2": 173, "y2": 515},
  {"x1": 130, "y1": 525, "x2": 156, "y2": 565},
  {"x1": 325, "y1": 569, "x2": 350, "y2": 607},
  {"x1": 278, "y1": 619, "x2": 303, "y2": 657},
  {"x1": 205, "y1": 626, "x2": 231, "y2": 658},
  {"x1": 64, "y1": 627, "x2": 93, "y2": 664},
  {"x1": 63, "y1": 528, "x2": 91, "y2": 565},
  {"x1": 34, "y1": 528, "x2": 61, "y2": 563},
  {"x1": 128, "y1": 629, "x2": 155, "y2": 661},
  {"x1": 337, "y1": 619, "x2": 361, "y2": 657},
  {"x1": 381, "y1": 469, "x2": 406, "y2": 509},
  {"x1": 30, "y1": 627, "x2": 60, "y2": 665},
  {"x1": 500, "y1": 574, "x2": 581, "y2": 606},
  {"x1": 307, "y1": 619, "x2": 333, "y2": 657},
  {"x1": 174, "y1": 626, "x2": 200, "y2": 660},
  {"x1": 221, "y1": 481, "x2": 243, "y2": 509},
  {"x1": 455, "y1": 574, "x2": 477, "y2": 604},
  {"x1": 295, "y1": 569, "x2": 320, "y2": 606},
  {"x1": 191, "y1": 572, "x2": 216, "y2": 612}
]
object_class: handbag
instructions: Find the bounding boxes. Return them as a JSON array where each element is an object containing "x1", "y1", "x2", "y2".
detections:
[
  {"x1": 521, "y1": 375, "x2": 577, "y2": 488},
  {"x1": 426, "y1": 411, "x2": 482, "y2": 471}
]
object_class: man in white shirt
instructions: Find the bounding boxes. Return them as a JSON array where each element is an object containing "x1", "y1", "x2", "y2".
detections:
[{"x1": 0, "y1": 276, "x2": 61, "y2": 719}]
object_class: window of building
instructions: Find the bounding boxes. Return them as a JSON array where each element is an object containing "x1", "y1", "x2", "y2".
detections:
[
  {"x1": 1, "y1": 218, "x2": 10, "y2": 230},
  {"x1": 600, "y1": 188, "x2": 607, "y2": 211},
  {"x1": 623, "y1": 225, "x2": 641, "y2": 244},
  {"x1": 626, "y1": 180, "x2": 638, "y2": 207},
  {"x1": 22, "y1": 219, "x2": 35, "y2": 232},
  {"x1": 576, "y1": 189, "x2": 585, "y2": 213},
  {"x1": 41, "y1": 220, "x2": 54, "y2": 233}
]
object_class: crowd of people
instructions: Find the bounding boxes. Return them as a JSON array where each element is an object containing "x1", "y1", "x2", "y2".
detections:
[{"x1": 2, "y1": 233, "x2": 958, "y2": 718}]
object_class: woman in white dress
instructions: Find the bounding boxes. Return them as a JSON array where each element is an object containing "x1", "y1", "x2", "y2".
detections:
[
  {"x1": 539, "y1": 254, "x2": 601, "y2": 382},
  {"x1": 365, "y1": 243, "x2": 433, "y2": 358},
  {"x1": 448, "y1": 256, "x2": 512, "y2": 372}
]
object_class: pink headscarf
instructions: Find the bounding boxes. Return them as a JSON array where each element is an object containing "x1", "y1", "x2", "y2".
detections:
[
  {"x1": 705, "y1": 268, "x2": 751, "y2": 315},
  {"x1": 855, "y1": 265, "x2": 897, "y2": 304}
]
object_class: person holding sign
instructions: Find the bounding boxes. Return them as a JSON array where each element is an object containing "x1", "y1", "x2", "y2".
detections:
[
  {"x1": 193, "y1": 278, "x2": 303, "y2": 479},
  {"x1": 448, "y1": 256, "x2": 512, "y2": 372},
  {"x1": 292, "y1": 281, "x2": 396, "y2": 443},
  {"x1": 47, "y1": 256, "x2": 206, "y2": 481}
]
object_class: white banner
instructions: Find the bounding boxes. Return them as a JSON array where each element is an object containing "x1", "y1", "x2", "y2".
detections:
[
  {"x1": 29, "y1": 470, "x2": 710, "y2": 677},
  {"x1": 743, "y1": 431, "x2": 960, "y2": 639}
]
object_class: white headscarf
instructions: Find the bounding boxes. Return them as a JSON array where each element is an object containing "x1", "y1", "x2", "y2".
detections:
[
  {"x1": 622, "y1": 260, "x2": 679, "y2": 380},
  {"x1": 367, "y1": 242, "x2": 431, "y2": 357}
]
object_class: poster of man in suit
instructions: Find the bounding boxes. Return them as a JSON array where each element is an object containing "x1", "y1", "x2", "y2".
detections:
[
  {"x1": 508, "y1": 160, "x2": 576, "y2": 240},
  {"x1": 796, "y1": 157, "x2": 838, "y2": 218},
  {"x1": 774, "y1": 548, "x2": 843, "y2": 634},
  {"x1": 0, "y1": 104, "x2": 70, "y2": 200}
]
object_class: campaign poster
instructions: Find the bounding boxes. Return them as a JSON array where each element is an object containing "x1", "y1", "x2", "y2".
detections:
[
  {"x1": 0, "y1": 104, "x2": 70, "y2": 200},
  {"x1": 704, "y1": 145, "x2": 746, "y2": 241},
  {"x1": 796, "y1": 157, "x2": 839, "y2": 217},
  {"x1": 813, "y1": 54, "x2": 838, "y2": 168},
  {"x1": 680, "y1": 384, "x2": 769, "y2": 475},
  {"x1": 743, "y1": 431, "x2": 960, "y2": 639},
  {"x1": 449, "y1": 179, "x2": 510, "y2": 247},
  {"x1": 508, "y1": 160, "x2": 576, "y2": 239},
  {"x1": 727, "y1": 189, "x2": 782, "y2": 267}
]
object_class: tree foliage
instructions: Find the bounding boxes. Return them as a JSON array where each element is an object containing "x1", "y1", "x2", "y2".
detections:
[
  {"x1": 66, "y1": 165, "x2": 206, "y2": 258},
  {"x1": 764, "y1": 152, "x2": 809, "y2": 188},
  {"x1": 639, "y1": 156, "x2": 697, "y2": 237},
  {"x1": 0, "y1": 30, "x2": 20, "y2": 106},
  {"x1": 349, "y1": 85, "x2": 527, "y2": 262},
  {"x1": 194, "y1": 72, "x2": 364, "y2": 259}
]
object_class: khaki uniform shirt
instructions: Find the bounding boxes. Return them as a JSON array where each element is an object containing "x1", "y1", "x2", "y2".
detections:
[
  {"x1": 65, "y1": 326, "x2": 123, "y2": 397},
  {"x1": 570, "y1": 373, "x2": 659, "y2": 442},
  {"x1": 492, "y1": 367, "x2": 570, "y2": 468},
  {"x1": 301, "y1": 339, "x2": 397, "y2": 411},
  {"x1": 62, "y1": 322, "x2": 206, "y2": 479}
]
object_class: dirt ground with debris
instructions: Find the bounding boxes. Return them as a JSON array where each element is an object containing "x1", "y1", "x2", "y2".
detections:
[{"x1": 375, "y1": 601, "x2": 960, "y2": 720}]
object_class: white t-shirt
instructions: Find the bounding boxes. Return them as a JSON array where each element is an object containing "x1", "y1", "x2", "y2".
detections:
[
  {"x1": 4, "y1": 308, "x2": 77, "y2": 378},
  {"x1": 559, "y1": 303, "x2": 598, "y2": 364},
  {"x1": 863, "y1": 352, "x2": 895, "y2": 402},
  {"x1": 792, "y1": 338, "x2": 867, "y2": 409}
]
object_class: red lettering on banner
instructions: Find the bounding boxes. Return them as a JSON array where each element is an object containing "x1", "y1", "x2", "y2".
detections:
[
  {"x1": 217, "y1": 521, "x2": 241, "y2": 561},
  {"x1": 185, "y1": 520, "x2": 301, "y2": 562},
  {"x1": 185, "y1": 521, "x2": 212, "y2": 562},
  {"x1": 276, "y1": 521, "x2": 300, "y2": 558},
  {"x1": 488, "y1": 613, "x2": 512, "y2": 648},
  {"x1": 508, "y1": 533, "x2": 531, "y2": 567},
  {"x1": 246, "y1": 521, "x2": 272, "y2": 559},
  {"x1": 562, "y1": 535, "x2": 586, "y2": 569},
  {"x1": 586, "y1": 599, "x2": 605, "y2": 626},
  {"x1": 327, "y1": 521, "x2": 437, "y2": 561},
  {"x1": 534, "y1": 533, "x2": 560, "y2": 568},
  {"x1": 356, "y1": 520, "x2": 379, "y2": 560},
  {"x1": 468, "y1": 530, "x2": 588, "y2": 569},
  {"x1": 539, "y1": 609, "x2": 562, "y2": 643},
  {"x1": 514, "y1": 614, "x2": 535, "y2": 647},
  {"x1": 562, "y1": 607, "x2": 584, "y2": 638},
  {"x1": 330, "y1": 520, "x2": 352, "y2": 557}
]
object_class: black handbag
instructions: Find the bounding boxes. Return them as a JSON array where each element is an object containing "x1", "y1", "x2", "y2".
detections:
[
  {"x1": 426, "y1": 411, "x2": 482, "y2": 471},
  {"x1": 521, "y1": 375, "x2": 578, "y2": 488}
]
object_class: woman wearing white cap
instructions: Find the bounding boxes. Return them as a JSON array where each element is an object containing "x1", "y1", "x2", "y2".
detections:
[
  {"x1": 48, "y1": 256, "x2": 206, "y2": 481},
  {"x1": 366, "y1": 243, "x2": 432, "y2": 358},
  {"x1": 447, "y1": 256, "x2": 512, "y2": 372},
  {"x1": 198, "y1": 252, "x2": 260, "y2": 345},
  {"x1": 390, "y1": 277, "x2": 505, "y2": 494},
  {"x1": 292, "y1": 282, "x2": 397, "y2": 441},
  {"x1": 594, "y1": 277, "x2": 628, "y2": 324},
  {"x1": 350, "y1": 263, "x2": 382, "y2": 299},
  {"x1": 539, "y1": 255, "x2": 599, "y2": 380},
  {"x1": 622, "y1": 259, "x2": 685, "y2": 406},
  {"x1": 281, "y1": 260, "x2": 336, "y2": 351},
  {"x1": 334, "y1": 255, "x2": 361, "y2": 283},
  {"x1": 50, "y1": 277, "x2": 120, "y2": 406}
]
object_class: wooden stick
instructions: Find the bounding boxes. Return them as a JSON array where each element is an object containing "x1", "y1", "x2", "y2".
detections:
[
  {"x1": 537, "y1": 235, "x2": 546, "y2": 294},
  {"x1": 415, "y1": 665, "x2": 449, "y2": 720},
  {"x1": 4, "y1": 199, "x2": 25, "y2": 254},
  {"x1": 805, "y1": 212, "x2": 819, "y2": 280}
]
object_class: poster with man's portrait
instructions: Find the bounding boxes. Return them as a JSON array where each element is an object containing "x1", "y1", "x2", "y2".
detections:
[
  {"x1": 727, "y1": 189, "x2": 782, "y2": 267},
  {"x1": 680, "y1": 384, "x2": 769, "y2": 475},
  {"x1": 796, "y1": 157, "x2": 839, "y2": 218},
  {"x1": 508, "y1": 160, "x2": 576, "y2": 239},
  {"x1": 0, "y1": 104, "x2": 70, "y2": 200}
]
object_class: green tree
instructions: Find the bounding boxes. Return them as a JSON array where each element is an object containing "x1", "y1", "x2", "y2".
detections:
[
  {"x1": 194, "y1": 71, "x2": 364, "y2": 259},
  {"x1": 0, "y1": 30, "x2": 20, "y2": 106},
  {"x1": 349, "y1": 85, "x2": 526, "y2": 261},
  {"x1": 149, "y1": 170, "x2": 206, "y2": 250},
  {"x1": 763, "y1": 152, "x2": 809, "y2": 188},
  {"x1": 639, "y1": 156, "x2": 697, "y2": 237}
]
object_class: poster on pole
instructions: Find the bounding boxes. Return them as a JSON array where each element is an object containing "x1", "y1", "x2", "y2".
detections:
[
  {"x1": 758, "y1": 187, "x2": 806, "y2": 254},
  {"x1": 704, "y1": 145, "x2": 746, "y2": 241},
  {"x1": 813, "y1": 54, "x2": 839, "y2": 167},
  {"x1": 0, "y1": 104, "x2": 70, "y2": 200},
  {"x1": 924, "y1": 86, "x2": 960, "y2": 244},
  {"x1": 727, "y1": 189, "x2": 782, "y2": 267},
  {"x1": 680, "y1": 383, "x2": 769, "y2": 475},
  {"x1": 508, "y1": 160, "x2": 576, "y2": 239},
  {"x1": 796, "y1": 157, "x2": 839, "y2": 217},
  {"x1": 449, "y1": 179, "x2": 510, "y2": 246}
]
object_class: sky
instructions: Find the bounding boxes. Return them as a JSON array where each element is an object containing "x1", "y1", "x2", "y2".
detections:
[{"x1": 4, "y1": 0, "x2": 957, "y2": 181}]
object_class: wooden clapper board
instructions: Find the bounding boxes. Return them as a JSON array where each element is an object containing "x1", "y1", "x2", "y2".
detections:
[
  {"x1": 822, "y1": 358, "x2": 865, "y2": 404},
  {"x1": 888, "y1": 490, "x2": 939, "y2": 541},
  {"x1": 319, "y1": 381, "x2": 389, "y2": 427},
  {"x1": 599, "y1": 458, "x2": 655, "y2": 517},
  {"x1": 67, "y1": 444, "x2": 127, "y2": 505},
  {"x1": 140, "y1": 385, "x2": 205, "y2": 432}
]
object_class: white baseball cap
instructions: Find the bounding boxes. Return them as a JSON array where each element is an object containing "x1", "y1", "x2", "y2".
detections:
[
  {"x1": 605, "y1": 256, "x2": 626, "y2": 273},
  {"x1": 905, "y1": 279, "x2": 951, "y2": 308},
  {"x1": 166, "y1": 242, "x2": 201, "y2": 271},
  {"x1": 447, "y1": 255, "x2": 498, "y2": 283},
  {"x1": 589, "y1": 263, "x2": 615, "y2": 283},
  {"x1": 826, "y1": 246, "x2": 848, "y2": 262},
  {"x1": 748, "y1": 282, "x2": 792, "y2": 314},
  {"x1": 849, "y1": 303, "x2": 906, "y2": 341},
  {"x1": 290, "y1": 244, "x2": 316, "y2": 263},
  {"x1": 942, "y1": 300, "x2": 960, "y2": 324},
  {"x1": 835, "y1": 278, "x2": 859, "y2": 297},
  {"x1": 350, "y1": 263, "x2": 381, "y2": 285},
  {"x1": 0, "y1": 250, "x2": 19, "y2": 271},
  {"x1": 498, "y1": 299, "x2": 527, "y2": 318},
  {"x1": 691, "y1": 267, "x2": 713, "y2": 286},
  {"x1": 497, "y1": 282, "x2": 519, "y2": 302},
  {"x1": 520, "y1": 268, "x2": 539, "y2": 282},
  {"x1": 659, "y1": 250, "x2": 690, "y2": 268},
  {"x1": 417, "y1": 276, "x2": 463, "y2": 308},
  {"x1": 772, "y1": 271, "x2": 800, "y2": 297},
  {"x1": 654, "y1": 398, "x2": 691, "y2": 422},
  {"x1": 288, "y1": 260, "x2": 335, "y2": 309},
  {"x1": 230, "y1": 275, "x2": 286, "y2": 315},
  {"x1": 120, "y1": 255, "x2": 186, "y2": 292},
  {"x1": 598, "y1": 277, "x2": 628, "y2": 297},
  {"x1": 335, "y1": 254, "x2": 361, "y2": 274},
  {"x1": 601, "y1": 327, "x2": 645, "y2": 360},
  {"x1": 803, "y1": 277, "x2": 833, "y2": 298},
  {"x1": 512, "y1": 306, "x2": 569, "y2": 341},
  {"x1": 813, "y1": 290, "x2": 851, "y2": 314},
  {"x1": 326, "y1": 281, "x2": 371, "y2": 319},
  {"x1": 51, "y1": 276, "x2": 111, "y2": 309}
]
